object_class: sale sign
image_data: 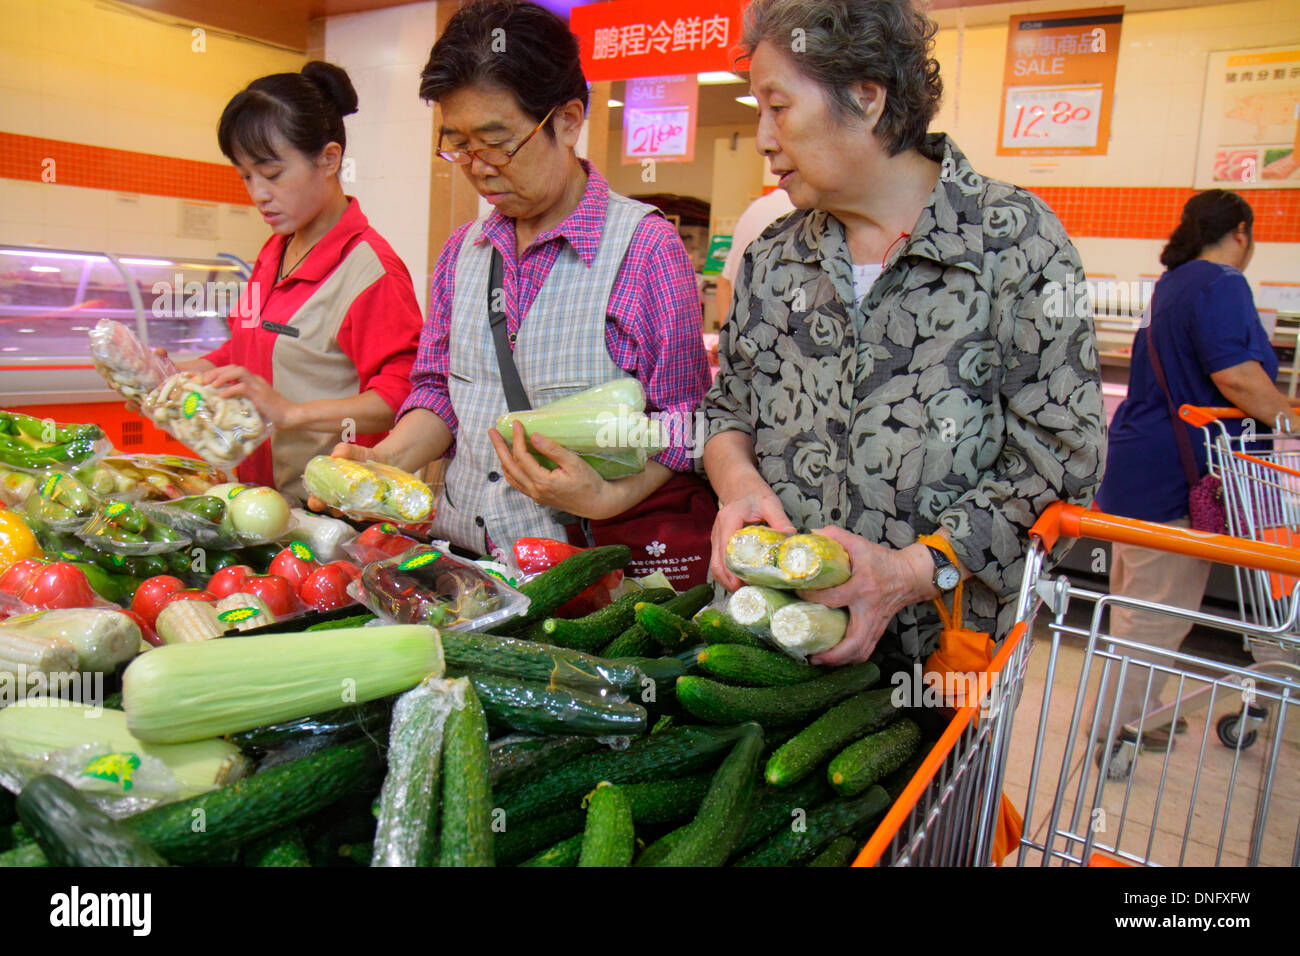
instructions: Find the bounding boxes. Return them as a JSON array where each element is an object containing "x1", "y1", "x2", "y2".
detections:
[
  {"x1": 571, "y1": 0, "x2": 744, "y2": 82},
  {"x1": 622, "y1": 74, "x2": 699, "y2": 163},
  {"x1": 997, "y1": 7, "x2": 1123, "y2": 156}
]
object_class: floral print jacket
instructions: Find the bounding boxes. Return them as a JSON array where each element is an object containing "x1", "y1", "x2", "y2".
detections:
[{"x1": 703, "y1": 133, "x2": 1106, "y2": 661}]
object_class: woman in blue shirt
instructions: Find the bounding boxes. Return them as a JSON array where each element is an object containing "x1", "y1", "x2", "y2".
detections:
[{"x1": 1094, "y1": 190, "x2": 1294, "y2": 762}]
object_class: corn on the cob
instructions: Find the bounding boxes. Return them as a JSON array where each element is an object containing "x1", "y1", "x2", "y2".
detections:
[
  {"x1": 303, "y1": 456, "x2": 433, "y2": 522},
  {"x1": 769, "y1": 602, "x2": 848, "y2": 658},
  {"x1": 724, "y1": 526, "x2": 792, "y2": 587},
  {"x1": 0, "y1": 699, "x2": 248, "y2": 796},
  {"x1": 545, "y1": 377, "x2": 647, "y2": 412},
  {"x1": 155, "y1": 600, "x2": 224, "y2": 644},
  {"x1": 0, "y1": 629, "x2": 79, "y2": 681},
  {"x1": 775, "y1": 533, "x2": 852, "y2": 590},
  {"x1": 727, "y1": 585, "x2": 798, "y2": 633},
  {"x1": 123, "y1": 625, "x2": 444, "y2": 744},
  {"x1": 4, "y1": 609, "x2": 140, "y2": 673},
  {"x1": 215, "y1": 593, "x2": 274, "y2": 632}
]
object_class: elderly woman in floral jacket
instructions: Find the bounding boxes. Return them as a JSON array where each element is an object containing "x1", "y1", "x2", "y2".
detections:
[{"x1": 703, "y1": 0, "x2": 1106, "y2": 667}]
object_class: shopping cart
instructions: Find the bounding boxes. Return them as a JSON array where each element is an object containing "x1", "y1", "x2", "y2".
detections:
[
  {"x1": 1015, "y1": 503, "x2": 1300, "y2": 867},
  {"x1": 854, "y1": 584, "x2": 1039, "y2": 866}
]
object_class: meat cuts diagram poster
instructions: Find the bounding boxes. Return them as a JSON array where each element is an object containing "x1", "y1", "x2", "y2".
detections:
[{"x1": 1196, "y1": 45, "x2": 1300, "y2": 188}]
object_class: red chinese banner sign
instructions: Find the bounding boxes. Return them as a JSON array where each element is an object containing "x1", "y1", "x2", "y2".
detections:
[
  {"x1": 571, "y1": 0, "x2": 745, "y2": 82},
  {"x1": 997, "y1": 7, "x2": 1123, "y2": 157}
]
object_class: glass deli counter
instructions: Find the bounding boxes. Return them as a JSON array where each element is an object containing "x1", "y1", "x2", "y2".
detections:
[{"x1": 0, "y1": 244, "x2": 247, "y2": 453}]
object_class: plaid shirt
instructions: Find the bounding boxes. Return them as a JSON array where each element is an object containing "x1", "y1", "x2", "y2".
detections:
[{"x1": 401, "y1": 161, "x2": 709, "y2": 472}]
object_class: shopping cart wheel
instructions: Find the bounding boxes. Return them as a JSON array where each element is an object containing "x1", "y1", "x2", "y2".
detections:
[
  {"x1": 1095, "y1": 739, "x2": 1135, "y2": 781},
  {"x1": 1216, "y1": 708, "x2": 1264, "y2": 750}
]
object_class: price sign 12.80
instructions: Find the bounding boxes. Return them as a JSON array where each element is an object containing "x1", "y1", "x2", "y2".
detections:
[
  {"x1": 625, "y1": 106, "x2": 691, "y2": 158},
  {"x1": 1001, "y1": 84, "x2": 1104, "y2": 151}
]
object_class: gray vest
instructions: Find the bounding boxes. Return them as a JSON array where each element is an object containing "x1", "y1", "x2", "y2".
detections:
[{"x1": 432, "y1": 191, "x2": 656, "y2": 555}]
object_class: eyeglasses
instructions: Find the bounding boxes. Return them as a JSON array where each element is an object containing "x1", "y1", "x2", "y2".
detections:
[{"x1": 436, "y1": 105, "x2": 558, "y2": 168}]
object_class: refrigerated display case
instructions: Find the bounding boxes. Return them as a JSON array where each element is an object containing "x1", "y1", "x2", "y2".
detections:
[{"x1": 0, "y1": 244, "x2": 248, "y2": 453}]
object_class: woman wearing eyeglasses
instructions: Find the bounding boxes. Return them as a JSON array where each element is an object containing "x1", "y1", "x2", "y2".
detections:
[
  {"x1": 328, "y1": 0, "x2": 713, "y2": 571},
  {"x1": 168, "y1": 61, "x2": 423, "y2": 503}
]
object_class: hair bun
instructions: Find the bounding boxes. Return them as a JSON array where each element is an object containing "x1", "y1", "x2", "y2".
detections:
[{"x1": 301, "y1": 60, "x2": 359, "y2": 116}]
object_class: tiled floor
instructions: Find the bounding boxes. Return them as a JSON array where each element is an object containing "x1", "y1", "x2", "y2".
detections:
[{"x1": 999, "y1": 602, "x2": 1300, "y2": 868}]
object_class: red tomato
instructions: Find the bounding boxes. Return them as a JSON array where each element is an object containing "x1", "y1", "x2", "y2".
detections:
[
  {"x1": 0, "y1": 558, "x2": 47, "y2": 597},
  {"x1": 241, "y1": 574, "x2": 301, "y2": 617},
  {"x1": 19, "y1": 562, "x2": 96, "y2": 610},
  {"x1": 326, "y1": 560, "x2": 361, "y2": 581},
  {"x1": 353, "y1": 523, "x2": 418, "y2": 563},
  {"x1": 206, "y1": 565, "x2": 255, "y2": 599},
  {"x1": 269, "y1": 545, "x2": 321, "y2": 591},
  {"x1": 300, "y1": 565, "x2": 356, "y2": 611},
  {"x1": 130, "y1": 575, "x2": 187, "y2": 627},
  {"x1": 120, "y1": 608, "x2": 162, "y2": 648}
]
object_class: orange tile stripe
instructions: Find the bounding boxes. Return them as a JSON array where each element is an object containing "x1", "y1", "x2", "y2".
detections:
[
  {"x1": 1028, "y1": 186, "x2": 1300, "y2": 243},
  {"x1": 0, "y1": 131, "x2": 252, "y2": 206}
]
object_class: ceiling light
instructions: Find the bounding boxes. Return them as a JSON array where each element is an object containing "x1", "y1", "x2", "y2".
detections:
[
  {"x1": 698, "y1": 71, "x2": 743, "y2": 85},
  {"x1": 29, "y1": 265, "x2": 60, "y2": 273},
  {"x1": 608, "y1": 98, "x2": 623, "y2": 108},
  {"x1": 735, "y1": 95, "x2": 758, "y2": 107}
]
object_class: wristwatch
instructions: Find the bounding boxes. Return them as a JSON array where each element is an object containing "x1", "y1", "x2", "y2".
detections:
[{"x1": 924, "y1": 545, "x2": 961, "y2": 593}]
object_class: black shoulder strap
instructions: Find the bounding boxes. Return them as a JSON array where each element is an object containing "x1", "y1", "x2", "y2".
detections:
[{"x1": 488, "y1": 247, "x2": 531, "y2": 412}]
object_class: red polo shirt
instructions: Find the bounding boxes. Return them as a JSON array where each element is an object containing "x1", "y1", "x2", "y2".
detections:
[{"x1": 204, "y1": 198, "x2": 422, "y2": 490}]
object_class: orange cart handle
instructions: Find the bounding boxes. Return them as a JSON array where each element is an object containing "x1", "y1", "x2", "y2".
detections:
[
  {"x1": 1030, "y1": 502, "x2": 1300, "y2": 577},
  {"x1": 1180, "y1": 404, "x2": 1300, "y2": 428}
]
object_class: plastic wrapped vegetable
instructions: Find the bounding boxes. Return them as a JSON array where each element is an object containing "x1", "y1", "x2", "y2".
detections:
[
  {"x1": 495, "y1": 378, "x2": 670, "y2": 480},
  {"x1": 282, "y1": 509, "x2": 356, "y2": 564},
  {"x1": 77, "y1": 500, "x2": 192, "y2": 555},
  {"x1": 724, "y1": 526, "x2": 792, "y2": 588},
  {"x1": 89, "y1": 319, "x2": 179, "y2": 402},
  {"x1": 727, "y1": 585, "x2": 797, "y2": 635},
  {"x1": 725, "y1": 527, "x2": 851, "y2": 590},
  {"x1": 302, "y1": 456, "x2": 434, "y2": 524},
  {"x1": 769, "y1": 602, "x2": 848, "y2": 658},
  {"x1": 0, "y1": 507, "x2": 42, "y2": 573},
  {"x1": 0, "y1": 465, "x2": 39, "y2": 507},
  {"x1": 202, "y1": 483, "x2": 293, "y2": 544},
  {"x1": 141, "y1": 372, "x2": 270, "y2": 470},
  {"x1": 0, "y1": 608, "x2": 141, "y2": 673},
  {"x1": 512, "y1": 537, "x2": 622, "y2": 618},
  {"x1": 0, "y1": 412, "x2": 107, "y2": 470},
  {"x1": 357, "y1": 545, "x2": 529, "y2": 632}
]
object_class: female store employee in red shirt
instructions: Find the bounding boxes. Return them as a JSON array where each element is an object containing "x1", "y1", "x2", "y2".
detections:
[{"x1": 171, "y1": 61, "x2": 422, "y2": 502}]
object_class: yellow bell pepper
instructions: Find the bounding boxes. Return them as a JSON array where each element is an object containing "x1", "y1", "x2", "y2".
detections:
[{"x1": 0, "y1": 507, "x2": 42, "y2": 574}]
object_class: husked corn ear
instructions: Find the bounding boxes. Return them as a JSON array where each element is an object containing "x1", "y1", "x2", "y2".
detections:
[
  {"x1": 0, "y1": 628, "x2": 79, "y2": 678},
  {"x1": 123, "y1": 625, "x2": 444, "y2": 744},
  {"x1": 0, "y1": 700, "x2": 249, "y2": 796},
  {"x1": 155, "y1": 600, "x2": 223, "y2": 644},
  {"x1": 727, "y1": 586, "x2": 798, "y2": 632},
  {"x1": 770, "y1": 602, "x2": 848, "y2": 657},
  {"x1": 215, "y1": 593, "x2": 275, "y2": 632},
  {"x1": 776, "y1": 534, "x2": 851, "y2": 590},
  {"x1": 303, "y1": 455, "x2": 433, "y2": 522},
  {"x1": 724, "y1": 526, "x2": 792, "y2": 588}
]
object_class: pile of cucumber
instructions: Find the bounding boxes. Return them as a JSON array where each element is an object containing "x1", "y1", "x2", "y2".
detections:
[{"x1": 0, "y1": 544, "x2": 928, "y2": 868}]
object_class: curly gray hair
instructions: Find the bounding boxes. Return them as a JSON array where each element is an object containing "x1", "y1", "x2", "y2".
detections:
[{"x1": 738, "y1": 0, "x2": 943, "y2": 156}]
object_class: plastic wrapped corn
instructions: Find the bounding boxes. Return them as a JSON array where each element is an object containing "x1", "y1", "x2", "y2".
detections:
[
  {"x1": 724, "y1": 525, "x2": 792, "y2": 588},
  {"x1": 89, "y1": 319, "x2": 178, "y2": 402},
  {"x1": 142, "y1": 373, "x2": 270, "y2": 470},
  {"x1": 303, "y1": 456, "x2": 434, "y2": 524},
  {"x1": 724, "y1": 527, "x2": 852, "y2": 591}
]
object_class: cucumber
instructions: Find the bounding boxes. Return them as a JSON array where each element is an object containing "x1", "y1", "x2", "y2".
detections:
[
  {"x1": 828, "y1": 718, "x2": 922, "y2": 796},
  {"x1": 675, "y1": 662, "x2": 880, "y2": 726},
  {"x1": 304, "y1": 612, "x2": 378, "y2": 631},
  {"x1": 337, "y1": 841, "x2": 374, "y2": 866},
  {"x1": 520, "y1": 833, "x2": 584, "y2": 867},
  {"x1": 696, "y1": 643, "x2": 821, "y2": 687},
  {"x1": 0, "y1": 790, "x2": 13, "y2": 827},
  {"x1": 462, "y1": 672, "x2": 648, "y2": 737},
  {"x1": 102, "y1": 691, "x2": 123, "y2": 710},
  {"x1": 502, "y1": 545, "x2": 633, "y2": 632},
  {"x1": 734, "y1": 786, "x2": 892, "y2": 867},
  {"x1": 372, "y1": 680, "x2": 455, "y2": 867},
  {"x1": 0, "y1": 840, "x2": 46, "y2": 867},
  {"x1": 635, "y1": 601, "x2": 706, "y2": 652},
  {"x1": 578, "y1": 782, "x2": 635, "y2": 866},
  {"x1": 438, "y1": 682, "x2": 494, "y2": 867},
  {"x1": 734, "y1": 775, "x2": 832, "y2": 854},
  {"x1": 806, "y1": 835, "x2": 858, "y2": 867},
  {"x1": 601, "y1": 584, "x2": 714, "y2": 658},
  {"x1": 635, "y1": 824, "x2": 689, "y2": 866},
  {"x1": 133, "y1": 737, "x2": 382, "y2": 865},
  {"x1": 444, "y1": 631, "x2": 644, "y2": 695},
  {"x1": 765, "y1": 689, "x2": 901, "y2": 788},
  {"x1": 881, "y1": 751, "x2": 928, "y2": 802},
  {"x1": 659, "y1": 723, "x2": 764, "y2": 866},
  {"x1": 489, "y1": 735, "x2": 601, "y2": 791},
  {"x1": 533, "y1": 587, "x2": 676, "y2": 652},
  {"x1": 694, "y1": 607, "x2": 769, "y2": 649},
  {"x1": 497, "y1": 724, "x2": 751, "y2": 824},
  {"x1": 619, "y1": 773, "x2": 712, "y2": 825},
  {"x1": 228, "y1": 699, "x2": 394, "y2": 754},
  {"x1": 243, "y1": 828, "x2": 311, "y2": 867},
  {"x1": 17, "y1": 775, "x2": 168, "y2": 867},
  {"x1": 496, "y1": 809, "x2": 587, "y2": 866}
]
